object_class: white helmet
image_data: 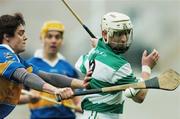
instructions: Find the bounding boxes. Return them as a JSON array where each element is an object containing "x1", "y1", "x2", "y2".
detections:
[{"x1": 101, "y1": 12, "x2": 133, "y2": 54}]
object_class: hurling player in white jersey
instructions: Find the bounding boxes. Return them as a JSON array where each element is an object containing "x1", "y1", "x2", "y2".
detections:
[{"x1": 75, "y1": 12, "x2": 159, "y2": 119}]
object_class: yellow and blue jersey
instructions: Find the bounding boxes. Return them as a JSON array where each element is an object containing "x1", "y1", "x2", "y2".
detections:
[
  {"x1": 0, "y1": 44, "x2": 39, "y2": 119},
  {"x1": 27, "y1": 50, "x2": 79, "y2": 119}
]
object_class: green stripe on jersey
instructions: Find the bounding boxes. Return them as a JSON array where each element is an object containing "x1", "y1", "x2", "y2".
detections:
[
  {"x1": 76, "y1": 38, "x2": 137, "y2": 114},
  {"x1": 82, "y1": 98, "x2": 124, "y2": 114},
  {"x1": 75, "y1": 55, "x2": 88, "y2": 74}
]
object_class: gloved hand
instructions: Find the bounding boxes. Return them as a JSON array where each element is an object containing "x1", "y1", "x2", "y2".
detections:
[
  {"x1": 124, "y1": 78, "x2": 144, "y2": 98},
  {"x1": 124, "y1": 87, "x2": 140, "y2": 98}
]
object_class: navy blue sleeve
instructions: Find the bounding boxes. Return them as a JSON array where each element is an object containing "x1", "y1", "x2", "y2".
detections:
[
  {"x1": 62, "y1": 60, "x2": 79, "y2": 78},
  {"x1": 0, "y1": 49, "x2": 25, "y2": 80}
]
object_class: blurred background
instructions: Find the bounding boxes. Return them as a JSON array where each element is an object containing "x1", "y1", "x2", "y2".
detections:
[{"x1": 0, "y1": 0, "x2": 180, "y2": 119}]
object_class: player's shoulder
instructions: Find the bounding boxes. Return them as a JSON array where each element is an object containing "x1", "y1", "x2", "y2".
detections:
[
  {"x1": 0, "y1": 46, "x2": 11, "y2": 54},
  {"x1": 0, "y1": 46, "x2": 16, "y2": 62},
  {"x1": 27, "y1": 57, "x2": 41, "y2": 63},
  {"x1": 59, "y1": 59, "x2": 73, "y2": 66}
]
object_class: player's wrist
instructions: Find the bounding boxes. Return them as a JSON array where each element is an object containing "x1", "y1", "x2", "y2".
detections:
[{"x1": 142, "y1": 65, "x2": 151, "y2": 74}]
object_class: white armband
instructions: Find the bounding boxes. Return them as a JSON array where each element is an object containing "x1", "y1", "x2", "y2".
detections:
[
  {"x1": 142, "y1": 65, "x2": 151, "y2": 74},
  {"x1": 138, "y1": 77, "x2": 144, "y2": 82}
]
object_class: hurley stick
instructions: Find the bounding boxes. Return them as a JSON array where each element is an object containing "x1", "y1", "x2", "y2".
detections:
[
  {"x1": 21, "y1": 89, "x2": 81, "y2": 111},
  {"x1": 61, "y1": 0, "x2": 96, "y2": 38},
  {"x1": 73, "y1": 69, "x2": 180, "y2": 96}
]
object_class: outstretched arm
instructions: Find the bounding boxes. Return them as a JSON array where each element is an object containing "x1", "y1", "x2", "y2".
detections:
[
  {"x1": 12, "y1": 68, "x2": 73, "y2": 100},
  {"x1": 37, "y1": 71, "x2": 84, "y2": 89}
]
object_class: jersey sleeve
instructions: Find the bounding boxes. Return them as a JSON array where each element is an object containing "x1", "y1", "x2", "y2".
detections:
[
  {"x1": 75, "y1": 54, "x2": 89, "y2": 75},
  {"x1": 66, "y1": 63, "x2": 79, "y2": 78},
  {"x1": 60, "y1": 60, "x2": 80, "y2": 78}
]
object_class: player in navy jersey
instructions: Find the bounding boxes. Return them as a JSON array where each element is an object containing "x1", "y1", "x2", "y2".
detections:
[
  {"x1": 25, "y1": 21, "x2": 81, "y2": 119},
  {"x1": 0, "y1": 13, "x2": 86, "y2": 119}
]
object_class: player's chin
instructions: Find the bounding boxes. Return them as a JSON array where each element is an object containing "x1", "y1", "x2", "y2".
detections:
[
  {"x1": 20, "y1": 47, "x2": 26, "y2": 53},
  {"x1": 49, "y1": 50, "x2": 58, "y2": 54}
]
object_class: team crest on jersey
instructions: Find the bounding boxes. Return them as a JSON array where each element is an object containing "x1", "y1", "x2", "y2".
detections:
[
  {"x1": 3, "y1": 52, "x2": 16, "y2": 61},
  {"x1": 95, "y1": 50, "x2": 107, "y2": 57}
]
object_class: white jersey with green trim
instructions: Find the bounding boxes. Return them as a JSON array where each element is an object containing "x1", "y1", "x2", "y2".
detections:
[{"x1": 75, "y1": 38, "x2": 138, "y2": 114}]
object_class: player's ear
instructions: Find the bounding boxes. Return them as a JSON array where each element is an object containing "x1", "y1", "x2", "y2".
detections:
[{"x1": 3, "y1": 34, "x2": 10, "y2": 42}]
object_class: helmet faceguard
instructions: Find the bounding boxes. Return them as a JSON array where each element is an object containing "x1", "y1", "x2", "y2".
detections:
[{"x1": 101, "y1": 12, "x2": 133, "y2": 54}]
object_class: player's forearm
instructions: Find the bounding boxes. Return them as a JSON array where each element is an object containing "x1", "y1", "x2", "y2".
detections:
[
  {"x1": 141, "y1": 71, "x2": 151, "y2": 80},
  {"x1": 12, "y1": 68, "x2": 57, "y2": 94},
  {"x1": 71, "y1": 78, "x2": 84, "y2": 89},
  {"x1": 132, "y1": 72, "x2": 150, "y2": 103},
  {"x1": 42, "y1": 83, "x2": 58, "y2": 94},
  {"x1": 13, "y1": 68, "x2": 45, "y2": 91},
  {"x1": 38, "y1": 71, "x2": 83, "y2": 89},
  {"x1": 132, "y1": 89, "x2": 148, "y2": 103}
]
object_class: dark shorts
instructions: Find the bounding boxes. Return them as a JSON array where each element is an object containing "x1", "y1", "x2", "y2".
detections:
[{"x1": 0, "y1": 103, "x2": 16, "y2": 119}]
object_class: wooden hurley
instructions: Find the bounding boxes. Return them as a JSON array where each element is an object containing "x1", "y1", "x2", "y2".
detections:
[
  {"x1": 61, "y1": 0, "x2": 96, "y2": 38},
  {"x1": 21, "y1": 89, "x2": 81, "y2": 111},
  {"x1": 73, "y1": 69, "x2": 180, "y2": 96}
]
